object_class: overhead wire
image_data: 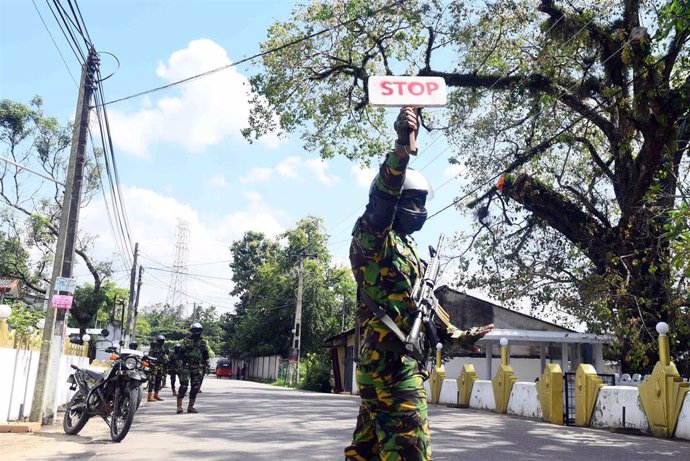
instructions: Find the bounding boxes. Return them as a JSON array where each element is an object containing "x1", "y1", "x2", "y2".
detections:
[
  {"x1": 99, "y1": 0, "x2": 409, "y2": 107},
  {"x1": 31, "y1": 0, "x2": 79, "y2": 86}
]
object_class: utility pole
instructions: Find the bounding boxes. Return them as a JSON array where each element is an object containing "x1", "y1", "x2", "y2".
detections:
[
  {"x1": 30, "y1": 47, "x2": 99, "y2": 425},
  {"x1": 124, "y1": 242, "x2": 139, "y2": 346},
  {"x1": 289, "y1": 257, "x2": 305, "y2": 386},
  {"x1": 131, "y1": 266, "x2": 143, "y2": 342},
  {"x1": 341, "y1": 295, "x2": 347, "y2": 331}
]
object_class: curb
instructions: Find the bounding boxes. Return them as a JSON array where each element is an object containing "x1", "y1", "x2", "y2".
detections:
[{"x1": 0, "y1": 422, "x2": 43, "y2": 433}]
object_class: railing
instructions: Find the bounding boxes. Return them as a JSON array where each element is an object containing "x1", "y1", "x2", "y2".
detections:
[{"x1": 563, "y1": 372, "x2": 615, "y2": 425}]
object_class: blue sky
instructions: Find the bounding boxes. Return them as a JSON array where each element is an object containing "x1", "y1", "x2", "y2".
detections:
[{"x1": 1, "y1": 0, "x2": 474, "y2": 315}]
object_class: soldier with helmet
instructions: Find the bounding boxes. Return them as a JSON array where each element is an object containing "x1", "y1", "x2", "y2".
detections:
[
  {"x1": 147, "y1": 334, "x2": 168, "y2": 402},
  {"x1": 345, "y1": 107, "x2": 493, "y2": 460},
  {"x1": 176, "y1": 322, "x2": 210, "y2": 414}
]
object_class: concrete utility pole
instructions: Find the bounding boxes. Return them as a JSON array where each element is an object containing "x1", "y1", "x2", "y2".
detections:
[
  {"x1": 124, "y1": 242, "x2": 139, "y2": 345},
  {"x1": 131, "y1": 266, "x2": 143, "y2": 342},
  {"x1": 30, "y1": 47, "x2": 99, "y2": 425},
  {"x1": 289, "y1": 257, "x2": 305, "y2": 386}
]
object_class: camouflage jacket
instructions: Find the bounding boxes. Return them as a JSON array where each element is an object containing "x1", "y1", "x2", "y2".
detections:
[
  {"x1": 148, "y1": 343, "x2": 168, "y2": 372},
  {"x1": 350, "y1": 152, "x2": 425, "y2": 354},
  {"x1": 167, "y1": 349, "x2": 182, "y2": 374},
  {"x1": 179, "y1": 336, "x2": 210, "y2": 370}
]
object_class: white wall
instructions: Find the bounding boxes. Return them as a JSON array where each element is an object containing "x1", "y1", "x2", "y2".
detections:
[
  {"x1": 1, "y1": 347, "x2": 89, "y2": 422},
  {"x1": 675, "y1": 393, "x2": 690, "y2": 440},
  {"x1": 590, "y1": 386, "x2": 650, "y2": 433},
  {"x1": 444, "y1": 357, "x2": 545, "y2": 382},
  {"x1": 506, "y1": 382, "x2": 542, "y2": 419}
]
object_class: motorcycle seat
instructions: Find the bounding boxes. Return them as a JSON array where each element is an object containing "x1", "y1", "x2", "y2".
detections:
[{"x1": 85, "y1": 369, "x2": 104, "y2": 380}]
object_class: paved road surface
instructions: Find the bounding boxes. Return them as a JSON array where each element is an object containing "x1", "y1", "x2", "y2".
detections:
[{"x1": 1, "y1": 377, "x2": 688, "y2": 460}]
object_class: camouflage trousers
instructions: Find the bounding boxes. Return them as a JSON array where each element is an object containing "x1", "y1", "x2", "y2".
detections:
[
  {"x1": 177, "y1": 366, "x2": 204, "y2": 399},
  {"x1": 344, "y1": 348, "x2": 430, "y2": 461},
  {"x1": 147, "y1": 366, "x2": 164, "y2": 392}
]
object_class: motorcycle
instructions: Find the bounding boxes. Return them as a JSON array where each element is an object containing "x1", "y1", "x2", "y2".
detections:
[{"x1": 62, "y1": 347, "x2": 148, "y2": 442}]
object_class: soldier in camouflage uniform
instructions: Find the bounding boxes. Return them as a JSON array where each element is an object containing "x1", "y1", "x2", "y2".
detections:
[
  {"x1": 176, "y1": 322, "x2": 210, "y2": 414},
  {"x1": 345, "y1": 107, "x2": 493, "y2": 461},
  {"x1": 147, "y1": 334, "x2": 167, "y2": 402},
  {"x1": 168, "y1": 343, "x2": 181, "y2": 396}
]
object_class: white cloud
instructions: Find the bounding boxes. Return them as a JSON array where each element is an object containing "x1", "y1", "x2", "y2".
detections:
[
  {"x1": 108, "y1": 39, "x2": 283, "y2": 157},
  {"x1": 240, "y1": 156, "x2": 340, "y2": 185},
  {"x1": 209, "y1": 174, "x2": 228, "y2": 187},
  {"x1": 275, "y1": 156, "x2": 301, "y2": 179},
  {"x1": 351, "y1": 164, "x2": 376, "y2": 187},
  {"x1": 443, "y1": 163, "x2": 467, "y2": 181},
  {"x1": 76, "y1": 186, "x2": 285, "y2": 312},
  {"x1": 305, "y1": 159, "x2": 339, "y2": 186},
  {"x1": 239, "y1": 167, "x2": 273, "y2": 184}
]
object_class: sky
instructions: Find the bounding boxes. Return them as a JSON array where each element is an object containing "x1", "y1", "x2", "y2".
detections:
[{"x1": 0, "y1": 0, "x2": 479, "y2": 318}]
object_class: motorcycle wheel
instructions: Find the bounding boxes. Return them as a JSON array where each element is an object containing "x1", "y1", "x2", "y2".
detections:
[
  {"x1": 63, "y1": 391, "x2": 90, "y2": 435},
  {"x1": 110, "y1": 387, "x2": 135, "y2": 442}
]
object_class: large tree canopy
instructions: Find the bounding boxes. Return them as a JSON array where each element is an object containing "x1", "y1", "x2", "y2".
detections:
[
  {"x1": 0, "y1": 97, "x2": 112, "y2": 298},
  {"x1": 246, "y1": 0, "x2": 689, "y2": 373}
]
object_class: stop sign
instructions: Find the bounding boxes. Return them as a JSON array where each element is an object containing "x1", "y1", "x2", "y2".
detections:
[{"x1": 368, "y1": 76, "x2": 447, "y2": 107}]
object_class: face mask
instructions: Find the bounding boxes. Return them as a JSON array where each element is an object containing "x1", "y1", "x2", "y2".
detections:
[
  {"x1": 393, "y1": 207, "x2": 427, "y2": 234},
  {"x1": 393, "y1": 192, "x2": 427, "y2": 234}
]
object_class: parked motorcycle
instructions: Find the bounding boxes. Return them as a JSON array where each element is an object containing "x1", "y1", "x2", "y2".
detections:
[{"x1": 63, "y1": 347, "x2": 148, "y2": 442}]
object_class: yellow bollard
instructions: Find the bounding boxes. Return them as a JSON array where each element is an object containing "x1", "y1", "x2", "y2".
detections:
[
  {"x1": 639, "y1": 322, "x2": 690, "y2": 437},
  {"x1": 492, "y1": 338, "x2": 518, "y2": 414},
  {"x1": 537, "y1": 363, "x2": 563, "y2": 425},
  {"x1": 457, "y1": 364, "x2": 478, "y2": 407},
  {"x1": 575, "y1": 364, "x2": 604, "y2": 426},
  {"x1": 429, "y1": 343, "x2": 446, "y2": 404}
]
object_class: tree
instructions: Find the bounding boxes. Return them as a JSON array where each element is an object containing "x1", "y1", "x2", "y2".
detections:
[
  {"x1": 0, "y1": 97, "x2": 113, "y2": 302},
  {"x1": 227, "y1": 217, "x2": 356, "y2": 360},
  {"x1": 246, "y1": 0, "x2": 689, "y2": 373},
  {"x1": 69, "y1": 281, "x2": 127, "y2": 339}
]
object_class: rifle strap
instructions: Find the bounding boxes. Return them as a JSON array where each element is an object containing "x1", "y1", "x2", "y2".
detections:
[{"x1": 360, "y1": 292, "x2": 408, "y2": 345}]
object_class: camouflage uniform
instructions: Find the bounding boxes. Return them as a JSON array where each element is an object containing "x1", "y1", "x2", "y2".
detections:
[
  {"x1": 177, "y1": 336, "x2": 209, "y2": 403},
  {"x1": 345, "y1": 152, "x2": 431, "y2": 461},
  {"x1": 168, "y1": 346, "x2": 181, "y2": 395},
  {"x1": 147, "y1": 342, "x2": 167, "y2": 394}
]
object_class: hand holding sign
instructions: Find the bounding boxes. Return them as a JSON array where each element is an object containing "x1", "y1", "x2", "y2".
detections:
[{"x1": 368, "y1": 76, "x2": 447, "y2": 155}]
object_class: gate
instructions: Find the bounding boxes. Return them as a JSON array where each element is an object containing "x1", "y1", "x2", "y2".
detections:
[{"x1": 563, "y1": 372, "x2": 616, "y2": 425}]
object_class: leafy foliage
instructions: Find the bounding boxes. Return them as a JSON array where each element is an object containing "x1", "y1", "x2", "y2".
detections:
[
  {"x1": 227, "y1": 216, "x2": 356, "y2": 360},
  {"x1": 247, "y1": 1, "x2": 689, "y2": 373}
]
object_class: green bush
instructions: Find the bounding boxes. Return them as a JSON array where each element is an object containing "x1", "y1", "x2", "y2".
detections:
[{"x1": 300, "y1": 352, "x2": 332, "y2": 393}]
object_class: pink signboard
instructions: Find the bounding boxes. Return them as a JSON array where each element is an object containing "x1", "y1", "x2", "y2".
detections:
[{"x1": 51, "y1": 294, "x2": 74, "y2": 310}]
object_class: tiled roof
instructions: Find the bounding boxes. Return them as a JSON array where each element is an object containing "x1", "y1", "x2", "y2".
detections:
[{"x1": 0, "y1": 277, "x2": 19, "y2": 292}]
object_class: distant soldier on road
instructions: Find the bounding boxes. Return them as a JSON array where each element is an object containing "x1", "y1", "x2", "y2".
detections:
[
  {"x1": 147, "y1": 334, "x2": 168, "y2": 402},
  {"x1": 176, "y1": 322, "x2": 210, "y2": 414},
  {"x1": 168, "y1": 343, "x2": 182, "y2": 396}
]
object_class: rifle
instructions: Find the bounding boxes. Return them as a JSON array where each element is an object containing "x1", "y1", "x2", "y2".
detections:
[{"x1": 404, "y1": 233, "x2": 451, "y2": 361}]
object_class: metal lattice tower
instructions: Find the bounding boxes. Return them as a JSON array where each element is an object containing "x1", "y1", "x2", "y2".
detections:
[{"x1": 166, "y1": 218, "x2": 190, "y2": 311}]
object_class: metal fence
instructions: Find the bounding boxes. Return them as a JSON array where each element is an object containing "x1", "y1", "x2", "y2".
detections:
[{"x1": 563, "y1": 372, "x2": 616, "y2": 425}]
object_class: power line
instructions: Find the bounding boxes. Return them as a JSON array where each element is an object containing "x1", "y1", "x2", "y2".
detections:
[{"x1": 99, "y1": 0, "x2": 408, "y2": 107}]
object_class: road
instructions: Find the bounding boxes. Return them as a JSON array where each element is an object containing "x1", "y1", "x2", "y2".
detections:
[{"x1": 1, "y1": 377, "x2": 688, "y2": 460}]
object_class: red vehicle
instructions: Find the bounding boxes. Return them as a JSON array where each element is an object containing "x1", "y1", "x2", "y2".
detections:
[{"x1": 215, "y1": 359, "x2": 233, "y2": 379}]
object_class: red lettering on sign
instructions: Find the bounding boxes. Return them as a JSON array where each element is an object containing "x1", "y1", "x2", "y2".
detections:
[{"x1": 379, "y1": 80, "x2": 442, "y2": 96}]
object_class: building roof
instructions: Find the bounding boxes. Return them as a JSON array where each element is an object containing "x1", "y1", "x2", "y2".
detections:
[
  {"x1": 0, "y1": 277, "x2": 19, "y2": 293},
  {"x1": 476, "y1": 328, "x2": 613, "y2": 345}
]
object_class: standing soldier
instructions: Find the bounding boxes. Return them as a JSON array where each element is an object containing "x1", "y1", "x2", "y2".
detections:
[
  {"x1": 147, "y1": 334, "x2": 168, "y2": 402},
  {"x1": 168, "y1": 343, "x2": 181, "y2": 396},
  {"x1": 345, "y1": 107, "x2": 493, "y2": 460},
  {"x1": 176, "y1": 322, "x2": 210, "y2": 414}
]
